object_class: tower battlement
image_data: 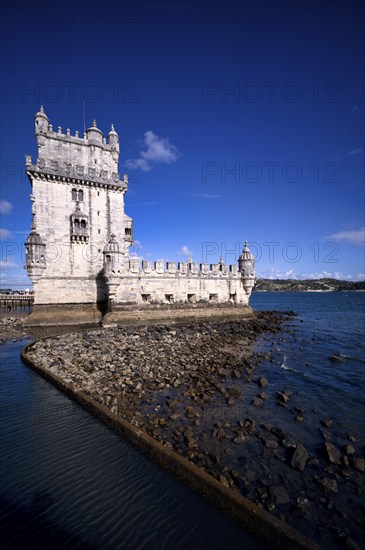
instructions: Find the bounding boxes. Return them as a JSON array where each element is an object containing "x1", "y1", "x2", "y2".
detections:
[{"x1": 28, "y1": 106, "x2": 124, "y2": 189}]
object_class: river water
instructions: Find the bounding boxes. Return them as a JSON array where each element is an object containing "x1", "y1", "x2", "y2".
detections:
[{"x1": 250, "y1": 291, "x2": 365, "y2": 442}]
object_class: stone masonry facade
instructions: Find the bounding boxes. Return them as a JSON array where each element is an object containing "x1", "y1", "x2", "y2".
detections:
[{"x1": 25, "y1": 107, "x2": 255, "y2": 322}]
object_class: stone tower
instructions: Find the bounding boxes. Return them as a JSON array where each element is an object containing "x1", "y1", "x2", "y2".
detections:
[
  {"x1": 25, "y1": 107, "x2": 256, "y2": 329},
  {"x1": 25, "y1": 107, "x2": 132, "y2": 318}
]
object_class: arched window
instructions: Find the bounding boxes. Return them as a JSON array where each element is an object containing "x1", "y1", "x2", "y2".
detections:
[
  {"x1": 74, "y1": 219, "x2": 80, "y2": 229},
  {"x1": 80, "y1": 219, "x2": 86, "y2": 229},
  {"x1": 72, "y1": 189, "x2": 77, "y2": 200},
  {"x1": 78, "y1": 190, "x2": 84, "y2": 202}
]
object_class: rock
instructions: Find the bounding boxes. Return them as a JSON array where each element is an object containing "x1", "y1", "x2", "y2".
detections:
[
  {"x1": 329, "y1": 354, "x2": 345, "y2": 362},
  {"x1": 226, "y1": 396, "x2": 235, "y2": 406},
  {"x1": 228, "y1": 386, "x2": 241, "y2": 397},
  {"x1": 186, "y1": 406, "x2": 200, "y2": 419},
  {"x1": 269, "y1": 485, "x2": 290, "y2": 504},
  {"x1": 257, "y1": 487, "x2": 268, "y2": 500},
  {"x1": 321, "y1": 419, "x2": 333, "y2": 428},
  {"x1": 258, "y1": 392, "x2": 269, "y2": 400},
  {"x1": 342, "y1": 456, "x2": 350, "y2": 467},
  {"x1": 219, "y1": 474, "x2": 229, "y2": 487},
  {"x1": 325, "y1": 442, "x2": 342, "y2": 465},
  {"x1": 265, "y1": 439, "x2": 278, "y2": 449},
  {"x1": 282, "y1": 438, "x2": 297, "y2": 450},
  {"x1": 290, "y1": 443, "x2": 309, "y2": 471},
  {"x1": 295, "y1": 416, "x2": 304, "y2": 422},
  {"x1": 319, "y1": 429, "x2": 331, "y2": 441},
  {"x1": 345, "y1": 445, "x2": 355, "y2": 456},
  {"x1": 270, "y1": 426, "x2": 286, "y2": 440},
  {"x1": 348, "y1": 434, "x2": 356, "y2": 443},
  {"x1": 252, "y1": 398, "x2": 264, "y2": 406},
  {"x1": 225, "y1": 447, "x2": 234, "y2": 456},
  {"x1": 353, "y1": 457, "x2": 365, "y2": 472},
  {"x1": 275, "y1": 391, "x2": 289, "y2": 403},
  {"x1": 212, "y1": 427, "x2": 227, "y2": 439},
  {"x1": 316, "y1": 477, "x2": 338, "y2": 493},
  {"x1": 258, "y1": 376, "x2": 268, "y2": 388},
  {"x1": 296, "y1": 497, "x2": 311, "y2": 519},
  {"x1": 233, "y1": 435, "x2": 246, "y2": 445}
]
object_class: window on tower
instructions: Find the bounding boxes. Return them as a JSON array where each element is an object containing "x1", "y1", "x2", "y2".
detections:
[{"x1": 71, "y1": 189, "x2": 84, "y2": 201}]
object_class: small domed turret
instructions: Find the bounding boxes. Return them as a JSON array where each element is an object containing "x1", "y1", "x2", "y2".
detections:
[
  {"x1": 25, "y1": 229, "x2": 47, "y2": 284},
  {"x1": 85, "y1": 119, "x2": 103, "y2": 142},
  {"x1": 34, "y1": 106, "x2": 49, "y2": 135},
  {"x1": 238, "y1": 241, "x2": 256, "y2": 297},
  {"x1": 103, "y1": 233, "x2": 119, "y2": 253},
  {"x1": 103, "y1": 234, "x2": 123, "y2": 275},
  {"x1": 108, "y1": 124, "x2": 120, "y2": 162}
]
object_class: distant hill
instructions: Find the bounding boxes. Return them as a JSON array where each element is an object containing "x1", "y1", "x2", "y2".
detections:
[{"x1": 253, "y1": 278, "x2": 365, "y2": 292}]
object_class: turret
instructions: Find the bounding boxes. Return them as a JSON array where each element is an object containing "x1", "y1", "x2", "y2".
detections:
[
  {"x1": 108, "y1": 124, "x2": 120, "y2": 163},
  {"x1": 25, "y1": 229, "x2": 46, "y2": 284},
  {"x1": 85, "y1": 119, "x2": 103, "y2": 143},
  {"x1": 103, "y1": 234, "x2": 124, "y2": 275},
  {"x1": 108, "y1": 124, "x2": 119, "y2": 151},
  {"x1": 238, "y1": 241, "x2": 256, "y2": 296},
  {"x1": 103, "y1": 234, "x2": 125, "y2": 311},
  {"x1": 34, "y1": 105, "x2": 49, "y2": 135},
  {"x1": 34, "y1": 106, "x2": 49, "y2": 147}
]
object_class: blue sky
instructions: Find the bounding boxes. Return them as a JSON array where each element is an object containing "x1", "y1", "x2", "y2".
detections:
[{"x1": 0, "y1": 0, "x2": 364, "y2": 289}]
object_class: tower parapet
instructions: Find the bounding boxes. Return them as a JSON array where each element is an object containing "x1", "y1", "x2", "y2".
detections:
[{"x1": 27, "y1": 107, "x2": 127, "y2": 190}]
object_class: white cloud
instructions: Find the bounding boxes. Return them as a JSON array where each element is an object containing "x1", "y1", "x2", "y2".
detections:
[
  {"x1": 192, "y1": 193, "x2": 221, "y2": 199},
  {"x1": 127, "y1": 130, "x2": 181, "y2": 171},
  {"x1": 0, "y1": 200, "x2": 13, "y2": 214},
  {"x1": 347, "y1": 147, "x2": 362, "y2": 157},
  {"x1": 179, "y1": 245, "x2": 192, "y2": 256},
  {"x1": 0, "y1": 228, "x2": 12, "y2": 239},
  {"x1": 0, "y1": 259, "x2": 17, "y2": 268},
  {"x1": 327, "y1": 227, "x2": 365, "y2": 246}
]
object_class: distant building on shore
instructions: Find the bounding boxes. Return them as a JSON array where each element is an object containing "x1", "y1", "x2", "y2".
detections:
[{"x1": 25, "y1": 107, "x2": 255, "y2": 327}]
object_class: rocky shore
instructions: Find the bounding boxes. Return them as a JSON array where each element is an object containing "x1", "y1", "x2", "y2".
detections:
[
  {"x1": 0, "y1": 316, "x2": 32, "y2": 344},
  {"x1": 25, "y1": 312, "x2": 364, "y2": 549}
]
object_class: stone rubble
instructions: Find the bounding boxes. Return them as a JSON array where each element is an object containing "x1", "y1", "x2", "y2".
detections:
[{"x1": 0, "y1": 317, "x2": 31, "y2": 344}]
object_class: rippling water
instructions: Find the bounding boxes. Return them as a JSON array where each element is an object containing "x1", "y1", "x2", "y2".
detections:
[
  {"x1": 0, "y1": 340, "x2": 262, "y2": 549},
  {"x1": 250, "y1": 291, "x2": 365, "y2": 442}
]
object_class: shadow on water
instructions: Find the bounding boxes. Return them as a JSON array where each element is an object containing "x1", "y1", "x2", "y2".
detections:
[{"x1": 0, "y1": 494, "x2": 92, "y2": 549}]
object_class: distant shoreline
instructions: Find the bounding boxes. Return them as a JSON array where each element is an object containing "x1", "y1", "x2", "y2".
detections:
[{"x1": 253, "y1": 278, "x2": 365, "y2": 293}]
